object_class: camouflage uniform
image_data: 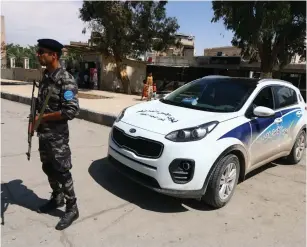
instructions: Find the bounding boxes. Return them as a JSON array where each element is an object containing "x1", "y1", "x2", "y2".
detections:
[{"x1": 37, "y1": 67, "x2": 79, "y2": 213}]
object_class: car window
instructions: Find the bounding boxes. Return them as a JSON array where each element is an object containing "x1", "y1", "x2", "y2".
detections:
[
  {"x1": 251, "y1": 87, "x2": 274, "y2": 109},
  {"x1": 162, "y1": 77, "x2": 256, "y2": 112},
  {"x1": 273, "y1": 86, "x2": 298, "y2": 109}
]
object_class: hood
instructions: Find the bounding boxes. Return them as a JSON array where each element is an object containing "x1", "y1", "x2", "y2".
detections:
[{"x1": 120, "y1": 100, "x2": 238, "y2": 135}]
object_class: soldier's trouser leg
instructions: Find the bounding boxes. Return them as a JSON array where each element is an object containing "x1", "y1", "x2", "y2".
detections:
[
  {"x1": 54, "y1": 169, "x2": 79, "y2": 231},
  {"x1": 52, "y1": 145, "x2": 79, "y2": 230},
  {"x1": 38, "y1": 139, "x2": 64, "y2": 213},
  {"x1": 55, "y1": 169, "x2": 76, "y2": 206},
  {"x1": 42, "y1": 162, "x2": 62, "y2": 195}
]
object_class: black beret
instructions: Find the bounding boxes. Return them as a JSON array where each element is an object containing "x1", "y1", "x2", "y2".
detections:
[{"x1": 37, "y1": 39, "x2": 64, "y2": 52}]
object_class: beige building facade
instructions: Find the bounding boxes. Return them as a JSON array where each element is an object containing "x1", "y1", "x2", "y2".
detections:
[
  {"x1": 145, "y1": 33, "x2": 195, "y2": 62},
  {"x1": 1, "y1": 15, "x2": 7, "y2": 68},
  {"x1": 204, "y1": 46, "x2": 241, "y2": 57}
]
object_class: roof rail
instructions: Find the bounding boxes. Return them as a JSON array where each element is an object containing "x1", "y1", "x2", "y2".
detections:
[
  {"x1": 202, "y1": 75, "x2": 230, "y2": 78},
  {"x1": 259, "y1": 78, "x2": 293, "y2": 85}
]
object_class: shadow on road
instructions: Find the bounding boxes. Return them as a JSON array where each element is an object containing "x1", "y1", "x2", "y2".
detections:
[
  {"x1": 88, "y1": 158, "x2": 187, "y2": 213},
  {"x1": 89, "y1": 158, "x2": 216, "y2": 213},
  {"x1": 241, "y1": 163, "x2": 277, "y2": 182},
  {"x1": 242, "y1": 155, "x2": 300, "y2": 182},
  {"x1": 271, "y1": 157, "x2": 295, "y2": 166},
  {"x1": 1, "y1": 179, "x2": 63, "y2": 225},
  {"x1": 88, "y1": 156, "x2": 296, "y2": 213}
]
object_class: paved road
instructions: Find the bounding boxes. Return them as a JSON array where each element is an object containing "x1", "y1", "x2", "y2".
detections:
[{"x1": 1, "y1": 99, "x2": 306, "y2": 247}]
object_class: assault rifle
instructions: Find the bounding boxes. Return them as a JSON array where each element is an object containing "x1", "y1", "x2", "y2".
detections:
[
  {"x1": 26, "y1": 80, "x2": 38, "y2": 161},
  {"x1": 26, "y1": 79, "x2": 55, "y2": 161}
]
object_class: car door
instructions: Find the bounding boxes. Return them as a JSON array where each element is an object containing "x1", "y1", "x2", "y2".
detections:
[
  {"x1": 246, "y1": 86, "x2": 283, "y2": 166},
  {"x1": 272, "y1": 85, "x2": 303, "y2": 152}
]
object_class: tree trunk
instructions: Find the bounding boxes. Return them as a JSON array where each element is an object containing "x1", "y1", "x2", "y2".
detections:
[
  {"x1": 115, "y1": 59, "x2": 131, "y2": 94},
  {"x1": 274, "y1": 69, "x2": 282, "y2": 79},
  {"x1": 259, "y1": 54, "x2": 273, "y2": 78},
  {"x1": 259, "y1": 40, "x2": 274, "y2": 79},
  {"x1": 260, "y1": 71, "x2": 273, "y2": 78}
]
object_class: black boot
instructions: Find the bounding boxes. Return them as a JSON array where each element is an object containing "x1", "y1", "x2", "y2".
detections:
[
  {"x1": 38, "y1": 192, "x2": 64, "y2": 213},
  {"x1": 55, "y1": 199, "x2": 79, "y2": 231}
]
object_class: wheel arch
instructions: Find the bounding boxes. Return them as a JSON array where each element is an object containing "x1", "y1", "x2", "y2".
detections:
[
  {"x1": 301, "y1": 124, "x2": 306, "y2": 133},
  {"x1": 201, "y1": 144, "x2": 248, "y2": 196},
  {"x1": 298, "y1": 124, "x2": 306, "y2": 147}
]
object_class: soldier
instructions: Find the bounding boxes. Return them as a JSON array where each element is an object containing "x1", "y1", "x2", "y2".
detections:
[{"x1": 33, "y1": 38, "x2": 80, "y2": 230}]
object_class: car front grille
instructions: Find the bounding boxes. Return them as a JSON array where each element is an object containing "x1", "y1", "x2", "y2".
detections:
[{"x1": 112, "y1": 127, "x2": 164, "y2": 159}]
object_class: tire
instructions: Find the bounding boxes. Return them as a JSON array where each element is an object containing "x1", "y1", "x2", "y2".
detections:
[
  {"x1": 286, "y1": 129, "x2": 306, "y2": 164},
  {"x1": 202, "y1": 154, "x2": 240, "y2": 209}
]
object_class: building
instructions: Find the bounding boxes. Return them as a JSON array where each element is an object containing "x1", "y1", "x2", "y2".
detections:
[
  {"x1": 204, "y1": 46, "x2": 241, "y2": 57},
  {"x1": 158, "y1": 33, "x2": 195, "y2": 58},
  {"x1": 204, "y1": 45, "x2": 306, "y2": 65},
  {"x1": 86, "y1": 31, "x2": 195, "y2": 61},
  {"x1": 144, "y1": 33, "x2": 195, "y2": 62},
  {"x1": 147, "y1": 51, "x2": 305, "y2": 98},
  {"x1": 1, "y1": 15, "x2": 6, "y2": 68}
]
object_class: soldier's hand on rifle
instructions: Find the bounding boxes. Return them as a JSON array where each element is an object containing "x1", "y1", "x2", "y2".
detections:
[{"x1": 30, "y1": 115, "x2": 45, "y2": 133}]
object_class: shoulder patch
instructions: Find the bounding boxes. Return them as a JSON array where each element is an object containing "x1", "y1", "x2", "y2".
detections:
[{"x1": 64, "y1": 90, "x2": 74, "y2": 101}]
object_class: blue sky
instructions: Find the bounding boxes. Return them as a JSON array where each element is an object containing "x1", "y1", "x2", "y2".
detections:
[
  {"x1": 166, "y1": 1, "x2": 233, "y2": 55},
  {"x1": 2, "y1": 1, "x2": 233, "y2": 56}
]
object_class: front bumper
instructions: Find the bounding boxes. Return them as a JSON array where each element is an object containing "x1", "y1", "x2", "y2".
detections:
[
  {"x1": 108, "y1": 154, "x2": 204, "y2": 199},
  {"x1": 107, "y1": 121, "x2": 225, "y2": 198}
]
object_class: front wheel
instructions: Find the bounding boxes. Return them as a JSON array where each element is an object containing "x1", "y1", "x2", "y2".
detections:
[
  {"x1": 286, "y1": 129, "x2": 306, "y2": 164},
  {"x1": 202, "y1": 154, "x2": 240, "y2": 209}
]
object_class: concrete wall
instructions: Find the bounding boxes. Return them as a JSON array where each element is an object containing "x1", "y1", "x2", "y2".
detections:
[
  {"x1": 1, "y1": 68, "x2": 43, "y2": 81},
  {"x1": 101, "y1": 56, "x2": 146, "y2": 93},
  {"x1": 183, "y1": 49, "x2": 194, "y2": 59},
  {"x1": 1, "y1": 69, "x2": 13, "y2": 80},
  {"x1": 153, "y1": 56, "x2": 194, "y2": 66},
  {"x1": 82, "y1": 53, "x2": 146, "y2": 93}
]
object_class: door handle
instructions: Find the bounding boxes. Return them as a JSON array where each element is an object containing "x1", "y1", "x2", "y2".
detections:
[{"x1": 274, "y1": 118, "x2": 283, "y2": 124}]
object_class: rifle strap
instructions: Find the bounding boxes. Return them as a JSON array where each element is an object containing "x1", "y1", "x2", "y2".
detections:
[
  {"x1": 33, "y1": 84, "x2": 55, "y2": 131},
  {"x1": 33, "y1": 68, "x2": 64, "y2": 131}
]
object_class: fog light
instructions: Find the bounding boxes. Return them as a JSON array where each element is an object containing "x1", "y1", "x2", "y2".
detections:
[
  {"x1": 169, "y1": 159, "x2": 195, "y2": 184},
  {"x1": 181, "y1": 162, "x2": 191, "y2": 171}
]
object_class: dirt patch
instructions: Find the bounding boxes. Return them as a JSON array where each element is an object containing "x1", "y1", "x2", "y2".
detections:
[{"x1": 78, "y1": 92, "x2": 113, "y2": 99}]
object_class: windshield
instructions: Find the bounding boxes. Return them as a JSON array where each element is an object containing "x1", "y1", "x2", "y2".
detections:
[{"x1": 160, "y1": 77, "x2": 257, "y2": 112}]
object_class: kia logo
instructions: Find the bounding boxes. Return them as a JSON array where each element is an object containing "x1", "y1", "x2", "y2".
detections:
[{"x1": 129, "y1": 128, "x2": 136, "y2": 133}]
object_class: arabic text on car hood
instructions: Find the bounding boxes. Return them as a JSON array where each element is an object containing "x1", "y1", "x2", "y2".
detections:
[{"x1": 120, "y1": 100, "x2": 238, "y2": 135}]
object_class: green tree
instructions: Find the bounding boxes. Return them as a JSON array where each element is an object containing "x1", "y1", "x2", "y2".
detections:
[
  {"x1": 211, "y1": 1, "x2": 306, "y2": 78},
  {"x1": 5, "y1": 43, "x2": 39, "y2": 69},
  {"x1": 79, "y1": 0, "x2": 180, "y2": 94},
  {"x1": 24, "y1": 45, "x2": 39, "y2": 69},
  {"x1": 62, "y1": 48, "x2": 83, "y2": 71}
]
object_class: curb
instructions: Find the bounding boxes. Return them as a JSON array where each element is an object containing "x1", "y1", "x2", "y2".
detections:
[
  {"x1": 1, "y1": 81, "x2": 33, "y2": 86},
  {"x1": 1, "y1": 92, "x2": 117, "y2": 127}
]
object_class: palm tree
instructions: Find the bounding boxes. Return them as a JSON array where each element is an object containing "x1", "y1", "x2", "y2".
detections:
[{"x1": 5, "y1": 43, "x2": 39, "y2": 68}]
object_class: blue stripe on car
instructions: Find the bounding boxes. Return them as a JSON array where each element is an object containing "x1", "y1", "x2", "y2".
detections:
[{"x1": 218, "y1": 107, "x2": 302, "y2": 146}]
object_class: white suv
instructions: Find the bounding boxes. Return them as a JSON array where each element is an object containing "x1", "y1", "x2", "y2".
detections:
[{"x1": 108, "y1": 76, "x2": 306, "y2": 208}]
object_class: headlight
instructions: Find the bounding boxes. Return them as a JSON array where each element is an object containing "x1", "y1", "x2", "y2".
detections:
[
  {"x1": 165, "y1": 121, "x2": 219, "y2": 142},
  {"x1": 115, "y1": 107, "x2": 128, "y2": 122}
]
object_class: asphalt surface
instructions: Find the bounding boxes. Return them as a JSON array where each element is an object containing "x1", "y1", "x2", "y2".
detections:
[{"x1": 1, "y1": 99, "x2": 306, "y2": 247}]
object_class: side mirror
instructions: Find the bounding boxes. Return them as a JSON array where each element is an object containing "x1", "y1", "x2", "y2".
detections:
[{"x1": 253, "y1": 106, "x2": 275, "y2": 118}]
